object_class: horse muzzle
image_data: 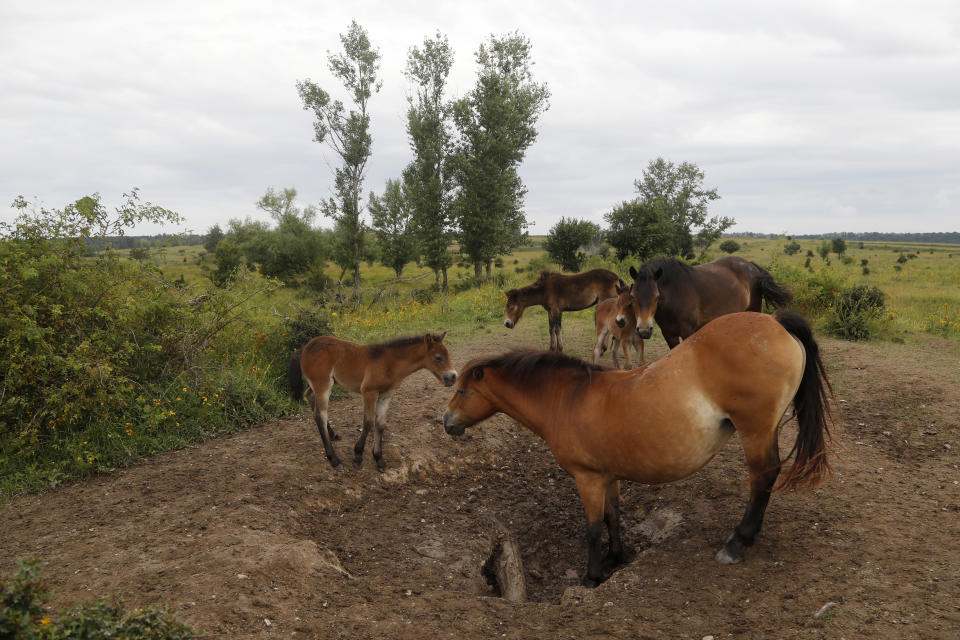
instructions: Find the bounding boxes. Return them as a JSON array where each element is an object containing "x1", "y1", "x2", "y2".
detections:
[
  {"x1": 615, "y1": 317, "x2": 626, "y2": 328},
  {"x1": 442, "y1": 371, "x2": 458, "y2": 387},
  {"x1": 503, "y1": 319, "x2": 514, "y2": 329},
  {"x1": 442, "y1": 410, "x2": 466, "y2": 436},
  {"x1": 637, "y1": 326, "x2": 654, "y2": 339}
]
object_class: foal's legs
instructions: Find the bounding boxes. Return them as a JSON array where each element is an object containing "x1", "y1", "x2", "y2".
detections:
[
  {"x1": 611, "y1": 337, "x2": 622, "y2": 368},
  {"x1": 716, "y1": 427, "x2": 781, "y2": 564},
  {"x1": 353, "y1": 389, "x2": 379, "y2": 467},
  {"x1": 548, "y1": 310, "x2": 563, "y2": 352},
  {"x1": 371, "y1": 391, "x2": 392, "y2": 472},
  {"x1": 593, "y1": 326, "x2": 610, "y2": 363},
  {"x1": 308, "y1": 377, "x2": 341, "y2": 468}
]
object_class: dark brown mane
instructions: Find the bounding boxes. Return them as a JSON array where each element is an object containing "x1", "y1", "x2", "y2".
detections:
[
  {"x1": 462, "y1": 349, "x2": 609, "y2": 385},
  {"x1": 643, "y1": 258, "x2": 693, "y2": 284},
  {"x1": 374, "y1": 334, "x2": 443, "y2": 348}
]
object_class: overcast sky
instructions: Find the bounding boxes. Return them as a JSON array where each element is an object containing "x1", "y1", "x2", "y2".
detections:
[{"x1": 2, "y1": 0, "x2": 958, "y2": 237}]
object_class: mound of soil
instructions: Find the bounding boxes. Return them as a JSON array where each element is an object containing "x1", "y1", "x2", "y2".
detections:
[{"x1": 3, "y1": 321, "x2": 959, "y2": 638}]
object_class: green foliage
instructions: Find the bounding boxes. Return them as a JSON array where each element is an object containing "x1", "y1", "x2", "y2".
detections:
[
  {"x1": 825, "y1": 285, "x2": 886, "y2": 341},
  {"x1": 718, "y1": 239, "x2": 741, "y2": 254},
  {"x1": 604, "y1": 200, "x2": 676, "y2": 262},
  {"x1": 784, "y1": 240, "x2": 802, "y2": 255},
  {"x1": 451, "y1": 31, "x2": 550, "y2": 277},
  {"x1": 282, "y1": 307, "x2": 333, "y2": 355},
  {"x1": 632, "y1": 158, "x2": 732, "y2": 257},
  {"x1": 1, "y1": 559, "x2": 198, "y2": 639},
  {"x1": 818, "y1": 242, "x2": 831, "y2": 260},
  {"x1": 203, "y1": 224, "x2": 223, "y2": 253},
  {"x1": 1, "y1": 195, "x2": 292, "y2": 497},
  {"x1": 831, "y1": 236, "x2": 847, "y2": 256},
  {"x1": 403, "y1": 32, "x2": 456, "y2": 290},
  {"x1": 369, "y1": 178, "x2": 419, "y2": 277},
  {"x1": 297, "y1": 21, "x2": 381, "y2": 297},
  {"x1": 543, "y1": 217, "x2": 600, "y2": 271}
]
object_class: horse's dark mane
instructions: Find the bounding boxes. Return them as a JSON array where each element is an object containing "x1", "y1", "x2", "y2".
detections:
[
  {"x1": 642, "y1": 258, "x2": 693, "y2": 283},
  {"x1": 463, "y1": 349, "x2": 608, "y2": 385},
  {"x1": 374, "y1": 333, "x2": 443, "y2": 348}
]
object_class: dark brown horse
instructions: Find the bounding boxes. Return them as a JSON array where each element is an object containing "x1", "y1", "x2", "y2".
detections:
[
  {"x1": 443, "y1": 311, "x2": 832, "y2": 587},
  {"x1": 288, "y1": 333, "x2": 457, "y2": 471},
  {"x1": 504, "y1": 268, "x2": 624, "y2": 351},
  {"x1": 628, "y1": 256, "x2": 792, "y2": 348}
]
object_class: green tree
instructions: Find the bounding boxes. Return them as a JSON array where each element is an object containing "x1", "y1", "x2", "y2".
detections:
[
  {"x1": 297, "y1": 21, "x2": 381, "y2": 299},
  {"x1": 543, "y1": 217, "x2": 601, "y2": 272},
  {"x1": 204, "y1": 224, "x2": 224, "y2": 252},
  {"x1": 369, "y1": 178, "x2": 419, "y2": 277},
  {"x1": 604, "y1": 200, "x2": 676, "y2": 261},
  {"x1": 451, "y1": 32, "x2": 550, "y2": 279},
  {"x1": 831, "y1": 236, "x2": 847, "y2": 256},
  {"x1": 718, "y1": 239, "x2": 741, "y2": 253},
  {"x1": 818, "y1": 241, "x2": 831, "y2": 261},
  {"x1": 403, "y1": 32, "x2": 456, "y2": 291},
  {"x1": 784, "y1": 240, "x2": 801, "y2": 255},
  {"x1": 633, "y1": 158, "x2": 731, "y2": 258}
]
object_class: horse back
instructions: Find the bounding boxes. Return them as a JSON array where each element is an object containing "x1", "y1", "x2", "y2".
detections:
[
  {"x1": 549, "y1": 269, "x2": 622, "y2": 312},
  {"x1": 300, "y1": 336, "x2": 368, "y2": 393}
]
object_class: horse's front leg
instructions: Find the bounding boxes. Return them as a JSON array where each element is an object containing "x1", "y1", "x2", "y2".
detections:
[
  {"x1": 353, "y1": 389, "x2": 379, "y2": 467},
  {"x1": 551, "y1": 311, "x2": 564, "y2": 352},
  {"x1": 371, "y1": 391, "x2": 393, "y2": 472},
  {"x1": 573, "y1": 471, "x2": 609, "y2": 587},
  {"x1": 664, "y1": 333, "x2": 681, "y2": 349},
  {"x1": 603, "y1": 480, "x2": 626, "y2": 569}
]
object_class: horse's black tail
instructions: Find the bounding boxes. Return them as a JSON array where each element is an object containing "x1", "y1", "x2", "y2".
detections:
[
  {"x1": 287, "y1": 349, "x2": 305, "y2": 402},
  {"x1": 753, "y1": 262, "x2": 793, "y2": 309},
  {"x1": 774, "y1": 309, "x2": 833, "y2": 491}
]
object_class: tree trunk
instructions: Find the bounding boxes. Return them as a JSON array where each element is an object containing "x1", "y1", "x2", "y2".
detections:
[
  {"x1": 441, "y1": 267, "x2": 448, "y2": 293},
  {"x1": 485, "y1": 261, "x2": 492, "y2": 280},
  {"x1": 474, "y1": 262, "x2": 482, "y2": 279}
]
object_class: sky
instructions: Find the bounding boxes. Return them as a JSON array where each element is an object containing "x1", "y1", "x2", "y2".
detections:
[{"x1": 2, "y1": 0, "x2": 958, "y2": 237}]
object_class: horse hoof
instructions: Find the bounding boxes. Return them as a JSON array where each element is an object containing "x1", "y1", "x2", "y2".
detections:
[
  {"x1": 715, "y1": 547, "x2": 743, "y2": 565},
  {"x1": 353, "y1": 455, "x2": 363, "y2": 467},
  {"x1": 329, "y1": 457, "x2": 342, "y2": 469},
  {"x1": 581, "y1": 575, "x2": 601, "y2": 588},
  {"x1": 376, "y1": 461, "x2": 386, "y2": 473}
]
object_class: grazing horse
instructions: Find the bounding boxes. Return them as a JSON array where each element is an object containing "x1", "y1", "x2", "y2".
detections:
[
  {"x1": 443, "y1": 310, "x2": 832, "y2": 587},
  {"x1": 629, "y1": 256, "x2": 792, "y2": 349},
  {"x1": 503, "y1": 268, "x2": 625, "y2": 351},
  {"x1": 288, "y1": 333, "x2": 457, "y2": 471},
  {"x1": 593, "y1": 285, "x2": 645, "y2": 368}
]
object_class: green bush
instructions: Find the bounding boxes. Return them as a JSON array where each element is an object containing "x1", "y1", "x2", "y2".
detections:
[
  {"x1": 1, "y1": 559, "x2": 199, "y2": 639},
  {"x1": 718, "y1": 239, "x2": 740, "y2": 253},
  {"x1": 825, "y1": 285, "x2": 886, "y2": 341}
]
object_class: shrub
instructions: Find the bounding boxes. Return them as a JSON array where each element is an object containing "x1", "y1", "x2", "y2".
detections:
[
  {"x1": 825, "y1": 285, "x2": 886, "y2": 341},
  {"x1": 0, "y1": 559, "x2": 199, "y2": 639},
  {"x1": 784, "y1": 241, "x2": 801, "y2": 256},
  {"x1": 282, "y1": 307, "x2": 333, "y2": 354},
  {"x1": 718, "y1": 239, "x2": 740, "y2": 253}
]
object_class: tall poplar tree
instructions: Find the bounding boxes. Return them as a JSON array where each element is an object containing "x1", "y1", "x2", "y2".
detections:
[
  {"x1": 296, "y1": 21, "x2": 381, "y2": 299},
  {"x1": 402, "y1": 33, "x2": 456, "y2": 291},
  {"x1": 452, "y1": 32, "x2": 550, "y2": 279}
]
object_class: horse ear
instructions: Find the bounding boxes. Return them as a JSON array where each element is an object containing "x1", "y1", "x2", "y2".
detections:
[
  {"x1": 473, "y1": 367, "x2": 484, "y2": 380},
  {"x1": 653, "y1": 267, "x2": 663, "y2": 280},
  {"x1": 629, "y1": 266, "x2": 638, "y2": 279},
  {"x1": 438, "y1": 331, "x2": 447, "y2": 342},
  {"x1": 616, "y1": 283, "x2": 629, "y2": 294}
]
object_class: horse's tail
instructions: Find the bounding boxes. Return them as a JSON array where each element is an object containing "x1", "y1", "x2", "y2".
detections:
[
  {"x1": 774, "y1": 309, "x2": 833, "y2": 491},
  {"x1": 287, "y1": 349, "x2": 305, "y2": 402},
  {"x1": 752, "y1": 262, "x2": 793, "y2": 309}
]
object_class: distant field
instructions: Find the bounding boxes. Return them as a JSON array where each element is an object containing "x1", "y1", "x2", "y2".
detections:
[{"x1": 122, "y1": 234, "x2": 960, "y2": 342}]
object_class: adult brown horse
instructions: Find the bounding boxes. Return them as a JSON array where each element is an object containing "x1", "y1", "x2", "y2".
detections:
[
  {"x1": 443, "y1": 310, "x2": 832, "y2": 587},
  {"x1": 288, "y1": 333, "x2": 457, "y2": 471},
  {"x1": 592, "y1": 285, "x2": 645, "y2": 368},
  {"x1": 503, "y1": 268, "x2": 624, "y2": 351},
  {"x1": 627, "y1": 256, "x2": 792, "y2": 348}
]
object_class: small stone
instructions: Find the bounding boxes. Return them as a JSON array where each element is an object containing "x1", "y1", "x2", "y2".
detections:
[
  {"x1": 236, "y1": 574, "x2": 248, "y2": 579},
  {"x1": 263, "y1": 618, "x2": 272, "y2": 627},
  {"x1": 564, "y1": 568, "x2": 579, "y2": 580},
  {"x1": 528, "y1": 568, "x2": 543, "y2": 580}
]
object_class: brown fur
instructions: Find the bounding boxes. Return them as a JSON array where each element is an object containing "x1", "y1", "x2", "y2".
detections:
[
  {"x1": 289, "y1": 332, "x2": 457, "y2": 471},
  {"x1": 504, "y1": 268, "x2": 624, "y2": 351},
  {"x1": 444, "y1": 312, "x2": 832, "y2": 586},
  {"x1": 593, "y1": 286, "x2": 645, "y2": 368}
]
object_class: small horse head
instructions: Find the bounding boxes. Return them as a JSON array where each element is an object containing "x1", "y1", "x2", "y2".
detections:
[
  {"x1": 628, "y1": 265, "x2": 662, "y2": 339},
  {"x1": 442, "y1": 365, "x2": 496, "y2": 436},
  {"x1": 423, "y1": 332, "x2": 457, "y2": 386},
  {"x1": 612, "y1": 283, "x2": 635, "y2": 329},
  {"x1": 503, "y1": 289, "x2": 524, "y2": 329}
]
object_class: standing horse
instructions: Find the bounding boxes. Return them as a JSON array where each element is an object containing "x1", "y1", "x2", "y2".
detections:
[
  {"x1": 593, "y1": 285, "x2": 645, "y2": 368},
  {"x1": 443, "y1": 311, "x2": 832, "y2": 587},
  {"x1": 503, "y1": 268, "x2": 624, "y2": 352},
  {"x1": 628, "y1": 256, "x2": 792, "y2": 348},
  {"x1": 288, "y1": 333, "x2": 457, "y2": 471}
]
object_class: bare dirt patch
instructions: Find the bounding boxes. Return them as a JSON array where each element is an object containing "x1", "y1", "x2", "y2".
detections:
[{"x1": 3, "y1": 321, "x2": 959, "y2": 639}]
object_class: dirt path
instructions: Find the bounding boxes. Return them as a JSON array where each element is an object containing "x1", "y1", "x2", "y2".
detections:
[{"x1": 3, "y1": 318, "x2": 959, "y2": 639}]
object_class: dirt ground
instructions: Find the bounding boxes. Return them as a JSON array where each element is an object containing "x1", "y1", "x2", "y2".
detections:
[{"x1": 3, "y1": 317, "x2": 959, "y2": 639}]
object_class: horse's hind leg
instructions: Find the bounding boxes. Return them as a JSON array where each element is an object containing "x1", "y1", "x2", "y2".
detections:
[
  {"x1": 611, "y1": 337, "x2": 621, "y2": 369},
  {"x1": 371, "y1": 391, "x2": 393, "y2": 472},
  {"x1": 353, "y1": 389, "x2": 379, "y2": 467},
  {"x1": 308, "y1": 378, "x2": 341, "y2": 469},
  {"x1": 717, "y1": 428, "x2": 781, "y2": 564},
  {"x1": 593, "y1": 327, "x2": 610, "y2": 363},
  {"x1": 573, "y1": 471, "x2": 609, "y2": 587}
]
